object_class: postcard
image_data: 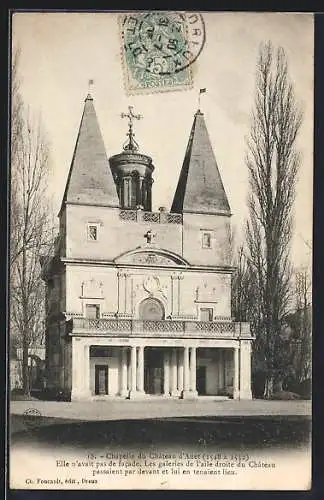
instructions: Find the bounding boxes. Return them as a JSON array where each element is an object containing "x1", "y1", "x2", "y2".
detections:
[{"x1": 9, "y1": 10, "x2": 312, "y2": 490}]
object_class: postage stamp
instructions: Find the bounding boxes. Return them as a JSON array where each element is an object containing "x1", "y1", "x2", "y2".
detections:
[{"x1": 119, "y1": 11, "x2": 205, "y2": 95}]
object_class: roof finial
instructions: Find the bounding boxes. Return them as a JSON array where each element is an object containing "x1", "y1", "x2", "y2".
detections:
[
  {"x1": 197, "y1": 88, "x2": 207, "y2": 113},
  {"x1": 121, "y1": 106, "x2": 142, "y2": 152},
  {"x1": 86, "y1": 79, "x2": 94, "y2": 100}
]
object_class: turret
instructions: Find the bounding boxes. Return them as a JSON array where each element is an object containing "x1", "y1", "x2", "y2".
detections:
[
  {"x1": 109, "y1": 106, "x2": 154, "y2": 211},
  {"x1": 171, "y1": 108, "x2": 232, "y2": 267},
  {"x1": 60, "y1": 94, "x2": 119, "y2": 211},
  {"x1": 171, "y1": 109, "x2": 230, "y2": 216}
]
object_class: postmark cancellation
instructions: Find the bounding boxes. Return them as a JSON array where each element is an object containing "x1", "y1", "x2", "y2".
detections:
[{"x1": 119, "y1": 11, "x2": 205, "y2": 95}]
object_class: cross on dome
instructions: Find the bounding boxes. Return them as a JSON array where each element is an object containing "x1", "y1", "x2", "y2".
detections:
[{"x1": 121, "y1": 106, "x2": 143, "y2": 152}]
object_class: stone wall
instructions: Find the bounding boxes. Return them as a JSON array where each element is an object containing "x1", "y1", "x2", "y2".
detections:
[
  {"x1": 182, "y1": 213, "x2": 232, "y2": 267},
  {"x1": 61, "y1": 204, "x2": 232, "y2": 268},
  {"x1": 64, "y1": 265, "x2": 232, "y2": 319}
]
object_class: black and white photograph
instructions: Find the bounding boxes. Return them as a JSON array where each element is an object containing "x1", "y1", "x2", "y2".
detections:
[{"x1": 9, "y1": 11, "x2": 313, "y2": 490}]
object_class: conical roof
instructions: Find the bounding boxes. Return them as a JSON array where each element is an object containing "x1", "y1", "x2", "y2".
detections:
[
  {"x1": 60, "y1": 94, "x2": 119, "y2": 210},
  {"x1": 171, "y1": 110, "x2": 231, "y2": 215}
]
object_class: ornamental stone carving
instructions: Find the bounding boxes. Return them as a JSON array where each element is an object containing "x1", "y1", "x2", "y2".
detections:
[
  {"x1": 80, "y1": 278, "x2": 104, "y2": 299},
  {"x1": 195, "y1": 283, "x2": 218, "y2": 303},
  {"x1": 115, "y1": 249, "x2": 187, "y2": 266},
  {"x1": 132, "y1": 253, "x2": 176, "y2": 265},
  {"x1": 143, "y1": 275, "x2": 160, "y2": 293}
]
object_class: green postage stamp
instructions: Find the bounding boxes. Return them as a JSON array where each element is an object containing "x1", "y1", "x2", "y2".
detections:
[{"x1": 119, "y1": 11, "x2": 205, "y2": 95}]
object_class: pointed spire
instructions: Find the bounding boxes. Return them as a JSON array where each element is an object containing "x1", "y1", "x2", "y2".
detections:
[
  {"x1": 60, "y1": 94, "x2": 119, "y2": 209},
  {"x1": 171, "y1": 111, "x2": 231, "y2": 215}
]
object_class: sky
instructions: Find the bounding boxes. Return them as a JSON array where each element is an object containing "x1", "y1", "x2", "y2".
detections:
[{"x1": 12, "y1": 11, "x2": 314, "y2": 267}]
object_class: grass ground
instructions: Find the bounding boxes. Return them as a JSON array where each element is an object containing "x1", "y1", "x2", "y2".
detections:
[{"x1": 10, "y1": 398, "x2": 311, "y2": 435}]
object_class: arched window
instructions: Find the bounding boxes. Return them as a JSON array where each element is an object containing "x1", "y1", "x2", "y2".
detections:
[
  {"x1": 131, "y1": 172, "x2": 138, "y2": 208},
  {"x1": 138, "y1": 298, "x2": 165, "y2": 320}
]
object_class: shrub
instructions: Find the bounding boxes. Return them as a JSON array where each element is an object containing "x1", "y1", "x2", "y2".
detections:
[{"x1": 270, "y1": 390, "x2": 301, "y2": 400}]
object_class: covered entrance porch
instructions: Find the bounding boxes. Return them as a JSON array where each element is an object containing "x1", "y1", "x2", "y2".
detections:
[
  {"x1": 70, "y1": 337, "x2": 252, "y2": 401},
  {"x1": 143, "y1": 346, "x2": 197, "y2": 398}
]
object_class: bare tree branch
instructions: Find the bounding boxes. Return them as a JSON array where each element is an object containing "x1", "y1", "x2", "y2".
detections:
[
  {"x1": 10, "y1": 46, "x2": 55, "y2": 394},
  {"x1": 243, "y1": 41, "x2": 303, "y2": 398}
]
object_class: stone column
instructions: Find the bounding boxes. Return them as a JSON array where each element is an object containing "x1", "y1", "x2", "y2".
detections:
[
  {"x1": 171, "y1": 274, "x2": 178, "y2": 316},
  {"x1": 163, "y1": 350, "x2": 170, "y2": 396},
  {"x1": 181, "y1": 346, "x2": 191, "y2": 398},
  {"x1": 137, "y1": 346, "x2": 145, "y2": 394},
  {"x1": 123, "y1": 177, "x2": 131, "y2": 207},
  {"x1": 177, "y1": 273, "x2": 184, "y2": 316},
  {"x1": 177, "y1": 349, "x2": 184, "y2": 393},
  {"x1": 120, "y1": 347, "x2": 128, "y2": 398},
  {"x1": 147, "y1": 178, "x2": 153, "y2": 211},
  {"x1": 117, "y1": 271, "x2": 126, "y2": 315},
  {"x1": 84, "y1": 343, "x2": 90, "y2": 396},
  {"x1": 129, "y1": 346, "x2": 137, "y2": 399},
  {"x1": 239, "y1": 341, "x2": 253, "y2": 399},
  {"x1": 170, "y1": 349, "x2": 179, "y2": 396},
  {"x1": 124, "y1": 273, "x2": 132, "y2": 315},
  {"x1": 136, "y1": 205, "x2": 143, "y2": 222},
  {"x1": 127, "y1": 349, "x2": 131, "y2": 392},
  {"x1": 233, "y1": 347, "x2": 240, "y2": 400},
  {"x1": 71, "y1": 338, "x2": 91, "y2": 401},
  {"x1": 218, "y1": 349, "x2": 224, "y2": 394},
  {"x1": 118, "y1": 182, "x2": 123, "y2": 206},
  {"x1": 138, "y1": 176, "x2": 143, "y2": 206},
  {"x1": 189, "y1": 347, "x2": 198, "y2": 397}
]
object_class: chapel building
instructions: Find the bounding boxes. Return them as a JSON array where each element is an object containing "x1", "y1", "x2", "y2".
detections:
[{"x1": 42, "y1": 94, "x2": 253, "y2": 401}]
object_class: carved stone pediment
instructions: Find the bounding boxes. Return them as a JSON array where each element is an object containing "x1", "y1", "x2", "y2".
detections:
[
  {"x1": 131, "y1": 253, "x2": 175, "y2": 265},
  {"x1": 114, "y1": 248, "x2": 189, "y2": 267}
]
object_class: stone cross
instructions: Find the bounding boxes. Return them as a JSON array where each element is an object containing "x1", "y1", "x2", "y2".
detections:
[{"x1": 144, "y1": 229, "x2": 156, "y2": 244}]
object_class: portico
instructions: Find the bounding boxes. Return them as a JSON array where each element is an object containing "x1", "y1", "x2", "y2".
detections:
[{"x1": 70, "y1": 330, "x2": 252, "y2": 401}]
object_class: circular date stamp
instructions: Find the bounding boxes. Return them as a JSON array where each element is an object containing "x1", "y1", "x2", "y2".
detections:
[
  {"x1": 23, "y1": 407, "x2": 43, "y2": 431},
  {"x1": 120, "y1": 11, "x2": 205, "y2": 94}
]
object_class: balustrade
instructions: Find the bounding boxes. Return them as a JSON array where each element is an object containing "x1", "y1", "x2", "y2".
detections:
[
  {"x1": 119, "y1": 209, "x2": 137, "y2": 221},
  {"x1": 69, "y1": 317, "x2": 244, "y2": 338},
  {"x1": 118, "y1": 209, "x2": 182, "y2": 225},
  {"x1": 143, "y1": 211, "x2": 160, "y2": 223}
]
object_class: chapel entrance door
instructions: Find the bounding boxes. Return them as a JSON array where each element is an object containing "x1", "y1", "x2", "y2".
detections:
[
  {"x1": 197, "y1": 366, "x2": 207, "y2": 395},
  {"x1": 95, "y1": 365, "x2": 108, "y2": 395},
  {"x1": 144, "y1": 348, "x2": 164, "y2": 395}
]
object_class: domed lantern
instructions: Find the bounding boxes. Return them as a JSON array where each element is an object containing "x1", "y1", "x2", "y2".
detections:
[{"x1": 109, "y1": 106, "x2": 154, "y2": 211}]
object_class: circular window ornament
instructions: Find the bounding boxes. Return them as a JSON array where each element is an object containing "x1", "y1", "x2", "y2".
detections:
[{"x1": 143, "y1": 275, "x2": 160, "y2": 293}]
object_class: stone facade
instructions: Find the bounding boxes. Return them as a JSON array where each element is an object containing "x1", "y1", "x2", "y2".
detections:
[{"x1": 42, "y1": 96, "x2": 253, "y2": 401}]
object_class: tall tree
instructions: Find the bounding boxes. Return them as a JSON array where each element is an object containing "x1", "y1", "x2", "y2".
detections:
[
  {"x1": 245, "y1": 41, "x2": 303, "y2": 398},
  {"x1": 293, "y1": 266, "x2": 312, "y2": 383},
  {"x1": 232, "y1": 245, "x2": 254, "y2": 323},
  {"x1": 10, "y1": 47, "x2": 54, "y2": 394},
  {"x1": 11, "y1": 47, "x2": 23, "y2": 267}
]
